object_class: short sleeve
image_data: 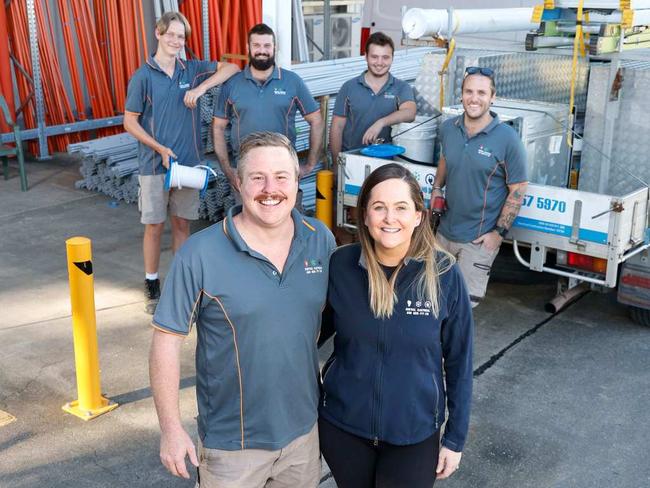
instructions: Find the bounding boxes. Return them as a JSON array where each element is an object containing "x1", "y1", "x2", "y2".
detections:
[
  {"x1": 293, "y1": 75, "x2": 319, "y2": 115},
  {"x1": 152, "y1": 254, "x2": 202, "y2": 336},
  {"x1": 396, "y1": 80, "x2": 415, "y2": 105},
  {"x1": 191, "y1": 60, "x2": 218, "y2": 85},
  {"x1": 437, "y1": 119, "x2": 452, "y2": 158},
  {"x1": 125, "y1": 70, "x2": 147, "y2": 114},
  {"x1": 213, "y1": 77, "x2": 232, "y2": 119},
  {"x1": 504, "y1": 131, "x2": 528, "y2": 184}
]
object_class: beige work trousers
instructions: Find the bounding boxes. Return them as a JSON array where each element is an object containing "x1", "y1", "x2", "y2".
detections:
[{"x1": 196, "y1": 423, "x2": 321, "y2": 488}]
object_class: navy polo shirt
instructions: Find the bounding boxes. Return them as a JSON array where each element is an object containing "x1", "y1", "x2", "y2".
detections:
[
  {"x1": 438, "y1": 113, "x2": 528, "y2": 243},
  {"x1": 153, "y1": 206, "x2": 336, "y2": 450},
  {"x1": 125, "y1": 56, "x2": 218, "y2": 175},
  {"x1": 334, "y1": 71, "x2": 415, "y2": 151},
  {"x1": 213, "y1": 65, "x2": 319, "y2": 162}
]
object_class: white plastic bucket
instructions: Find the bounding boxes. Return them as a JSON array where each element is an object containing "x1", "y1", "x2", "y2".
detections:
[
  {"x1": 164, "y1": 161, "x2": 217, "y2": 195},
  {"x1": 391, "y1": 115, "x2": 438, "y2": 164}
]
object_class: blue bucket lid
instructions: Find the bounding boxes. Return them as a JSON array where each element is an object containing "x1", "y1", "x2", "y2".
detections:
[
  {"x1": 163, "y1": 161, "x2": 175, "y2": 191},
  {"x1": 360, "y1": 144, "x2": 405, "y2": 159}
]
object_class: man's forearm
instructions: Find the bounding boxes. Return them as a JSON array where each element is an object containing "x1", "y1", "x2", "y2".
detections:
[
  {"x1": 433, "y1": 156, "x2": 447, "y2": 190},
  {"x1": 149, "y1": 330, "x2": 184, "y2": 433},
  {"x1": 329, "y1": 117, "x2": 346, "y2": 166},
  {"x1": 305, "y1": 116, "x2": 324, "y2": 170},
  {"x1": 497, "y1": 182, "x2": 528, "y2": 229},
  {"x1": 124, "y1": 114, "x2": 165, "y2": 155},
  {"x1": 380, "y1": 102, "x2": 417, "y2": 128},
  {"x1": 212, "y1": 122, "x2": 235, "y2": 182}
]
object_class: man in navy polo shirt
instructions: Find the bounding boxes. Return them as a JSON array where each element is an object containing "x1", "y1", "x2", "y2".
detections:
[
  {"x1": 124, "y1": 11, "x2": 238, "y2": 314},
  {"x1": 432, "y1": 68, "x2": 528, "y2": 307},
  {"x1": 212, "y1": 23, "x2": 323, "y2": 195},
  {"x1": 149, "y1": 132, "x2": 336, "y2": 487},
  {"x1": 329, "y1": 31, "x2": 416, "y2": 165}
]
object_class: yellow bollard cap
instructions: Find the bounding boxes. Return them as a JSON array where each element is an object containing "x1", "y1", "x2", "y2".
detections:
[{"x1": 66, "y1": 236, "x2": 91, "y2": 247}]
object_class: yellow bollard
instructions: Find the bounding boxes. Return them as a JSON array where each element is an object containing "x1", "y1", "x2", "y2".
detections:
[
  {"x1": 315, "y1": 170, "x2": 334, "y2": 230},
  {"x1": 62, "y1": 237, "x2": 118, "y2": 420}
]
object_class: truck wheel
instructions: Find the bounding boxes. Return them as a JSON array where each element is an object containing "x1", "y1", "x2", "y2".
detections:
[{"x1": 629, "y1": 306, "x2": 650, "y2": 327}]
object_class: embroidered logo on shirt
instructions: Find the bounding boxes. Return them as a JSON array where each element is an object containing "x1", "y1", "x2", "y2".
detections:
[
  {"x1": 477, "y1": 145, "x2": 493, "y2": 158},
  {"x1": 179, "y1": 82, "x2": 190, "y2": 89},
  {"x1": 383, "y1": 93, "x2": 395, "y2": 99},
  {"x1": 405, "y1": 299, "x2": 432, "y2": 316},
  {"x1": 273, "y1": 88, "x2": 287, "y2": 95},
  {"x1": 304, "y1": 259, "x2": 323, "y2": 274}
]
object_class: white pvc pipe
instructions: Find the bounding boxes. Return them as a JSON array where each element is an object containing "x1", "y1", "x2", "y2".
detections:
[{"x1": 402, "y1": 8, "x2": 537, "y2": 39}]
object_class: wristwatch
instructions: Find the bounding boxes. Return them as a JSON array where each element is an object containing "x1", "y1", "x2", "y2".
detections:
[{"x1": 494, "y1": 225, "x2": 509, "y2": 238}]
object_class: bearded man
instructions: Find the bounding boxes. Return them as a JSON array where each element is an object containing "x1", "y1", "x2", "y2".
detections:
[{"x1": 212, "y1": 23, "x2": 323, "y2": 202}]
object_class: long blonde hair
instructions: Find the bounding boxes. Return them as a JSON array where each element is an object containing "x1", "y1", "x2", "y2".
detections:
[{"x1": 356, "y1": 163, "x2": 454, "y2": 319}]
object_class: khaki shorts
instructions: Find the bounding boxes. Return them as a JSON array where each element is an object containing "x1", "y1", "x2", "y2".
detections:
[
  {"x1": 196, "y1": 423, "x2": 321, "y2": 488},
  {"x1": 138, "y1": 174, "x2": 199, "y2": 224},
  {"x1": 437, "y1": 233, "x2": 500, "y2": 307}
]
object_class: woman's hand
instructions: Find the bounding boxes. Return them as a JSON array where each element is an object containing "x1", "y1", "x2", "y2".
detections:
[{"x1": 436, "y1": 446, "x2": 462, "y2": 479}]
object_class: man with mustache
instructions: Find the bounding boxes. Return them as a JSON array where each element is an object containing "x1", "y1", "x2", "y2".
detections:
[
  {"x1": 329, "y1": 31, "x2": 416, "y2": 166},
  {"x1": 212, "y1": 23, "x2": 323, "y2": 203},
  {"x1": 150, "y1": 131, "x2": 336, "y2": 487}
]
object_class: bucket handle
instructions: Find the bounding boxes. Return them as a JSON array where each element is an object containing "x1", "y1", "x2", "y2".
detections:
[{"x1": 378, "y1": 112, "x2": 443, "y2": 144}]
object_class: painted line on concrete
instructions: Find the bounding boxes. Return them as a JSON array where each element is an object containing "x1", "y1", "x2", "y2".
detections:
[
  {"x1": 473, "y1": 292, "x2": 590, "y2": 378},
  {"x1": 0, "y1": 300, "x2": 145, "y2": 332},
  {"x1": 0, "y1": 193, "x2": 102, "y2": 220}
]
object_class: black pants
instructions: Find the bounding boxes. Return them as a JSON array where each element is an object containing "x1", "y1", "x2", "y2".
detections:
[{"x1": 319, "y1": 417, "x2": 440, "y2": 488}]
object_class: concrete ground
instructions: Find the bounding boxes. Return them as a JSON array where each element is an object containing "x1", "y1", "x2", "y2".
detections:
[{"x1": 1, "y1": 157, "x2": 649, "y2": 488}]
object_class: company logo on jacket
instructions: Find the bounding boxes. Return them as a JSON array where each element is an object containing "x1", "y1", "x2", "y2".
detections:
[{"x1": 405, "y1": 299, "x2": 432, "y2": 316}]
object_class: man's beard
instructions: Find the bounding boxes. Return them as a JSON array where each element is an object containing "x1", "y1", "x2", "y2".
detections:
[{"x1": 249, "y1": 53, "x2": 275, "y2": 71}]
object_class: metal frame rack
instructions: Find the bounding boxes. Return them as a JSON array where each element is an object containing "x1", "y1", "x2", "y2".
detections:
[{"x1": 0, "y1": 0, "x2": 193, "y2": 158}]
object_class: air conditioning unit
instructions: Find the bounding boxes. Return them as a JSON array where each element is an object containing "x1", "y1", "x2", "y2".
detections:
[{"x1": 304, "y1": 13, "x2": 361, "y2": 62}]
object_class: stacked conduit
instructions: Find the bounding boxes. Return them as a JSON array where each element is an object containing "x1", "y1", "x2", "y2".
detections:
[
  {"x1": 5, "y1": 0, "x2": 148, "y2": 156},
  {"x1": 3, "y1": 0, "x2": 261, "y2": 158},
  {"x1": 70, "y1": 48, "x2": 433, "y2": 218}
]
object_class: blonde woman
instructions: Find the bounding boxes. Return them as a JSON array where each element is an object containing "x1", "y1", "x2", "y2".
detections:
[{"x1": 319, "y1": 163, "x2": 474, "y2": 487}]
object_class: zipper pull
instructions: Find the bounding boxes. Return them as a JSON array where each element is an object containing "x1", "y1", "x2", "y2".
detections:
[{"x1": 373, "y1": 437, "x2": 379, "y2": 447}]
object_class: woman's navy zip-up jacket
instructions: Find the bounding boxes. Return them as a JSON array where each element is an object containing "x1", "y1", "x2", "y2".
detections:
[{"x1": 319, "y1": 243, "x2": 474, "y2": 451}]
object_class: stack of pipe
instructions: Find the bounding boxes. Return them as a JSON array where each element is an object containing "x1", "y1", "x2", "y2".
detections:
[
  {"x1": 69, "y1": 132, "x2": 235, "y2": 221},
  {"x1": 199, "y1": 174, "x2": 235, "y2": 221},
  {"x1": 70, "y1": 133, "x2": 140, "y2": 202},
  {"x1": 292, "y1": 48, "x2": 434, "y2": 97}
]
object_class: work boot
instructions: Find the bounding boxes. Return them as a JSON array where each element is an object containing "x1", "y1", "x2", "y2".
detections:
[{"x1": 144, "y1": 278, "x2": 161, "y2": 315}]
